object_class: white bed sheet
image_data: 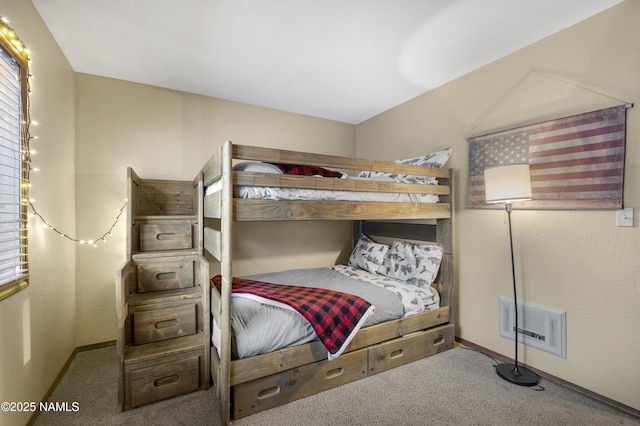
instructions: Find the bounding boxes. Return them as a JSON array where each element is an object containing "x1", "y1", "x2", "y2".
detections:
[{"x1": 231, "y1": 178, "x2": 439, "y2": 203}]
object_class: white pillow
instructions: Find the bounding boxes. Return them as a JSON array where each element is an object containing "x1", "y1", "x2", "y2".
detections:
[
  {"x1": 348, "y1": 234, "x2": 390, "y2": 274},
  {"x1": 233, "y1": 162, "x2": 283, "y2": 174},
  {"x1": 378, "y1": 241, "x2": 443, "y2": 287}
]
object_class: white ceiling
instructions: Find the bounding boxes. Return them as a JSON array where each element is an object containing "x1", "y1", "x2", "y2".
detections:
[{"x1": 32, "y1": 0, "x2": 623, "y2": 124}]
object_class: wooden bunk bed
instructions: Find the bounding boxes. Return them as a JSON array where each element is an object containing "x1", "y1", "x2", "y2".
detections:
[{"x1": 201, "y1": 141, "x2": 455, "y2": 424}]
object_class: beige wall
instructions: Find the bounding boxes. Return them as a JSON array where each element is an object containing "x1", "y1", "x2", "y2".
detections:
[
  {"x1": 3, "y1": 1, "x2": 638, "y2": 422},
  {"x1": 356, "y1": 1, "x2": 639, "y2": 411},
  {"x1": 74, "y1": 74, "x2": 355, "y2": 345},
  {"x1": 0, "y1": 1, "x2": 77, "y2": 425}
]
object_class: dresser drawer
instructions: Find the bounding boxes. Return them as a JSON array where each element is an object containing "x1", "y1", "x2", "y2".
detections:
[
  {"x1": 139, "y1": 222, "x2": 193, "y2": 252},
  {"x1": 137, "y1": 260, "x2": 195, "y2": 293},
  {"x1": 129, "y1": 354, "x2": 200, "y2": 408},
  {"x1": 133, "y1": 304, "x2": 197, "y2": 345}
]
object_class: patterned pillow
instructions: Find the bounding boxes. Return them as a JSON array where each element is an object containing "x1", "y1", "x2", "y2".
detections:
[
  {"x1": 357, "y1": 170, "x2": 437, "y2": 185},
  {"x1": 348, "y1": 234, "x2": 390, "y2": 274},
  {"x1": 357, "y1": 147, "x2": 453, "y2": 183},
  {"x1": 378, "y1": 241, "x2": 443, "y2": 287},
  {"x1": 394, "y1": 147, "x2": 453, "y2": 168}
]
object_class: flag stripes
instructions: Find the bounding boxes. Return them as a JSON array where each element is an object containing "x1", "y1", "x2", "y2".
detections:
[{"x1": 467, "y1": 105, "x2": 626, "y2": 209}]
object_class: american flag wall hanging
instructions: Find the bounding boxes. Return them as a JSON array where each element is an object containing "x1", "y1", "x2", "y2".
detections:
[{"x1": 467, "y1": 105, "x2": 628, "y2": 210}]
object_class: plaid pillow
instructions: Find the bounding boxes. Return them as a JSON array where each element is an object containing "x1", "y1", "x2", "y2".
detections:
[{"x1": 270, "y1": 163, "x2": 344, "y2": 178}]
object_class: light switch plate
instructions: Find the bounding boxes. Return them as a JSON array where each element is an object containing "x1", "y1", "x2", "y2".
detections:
[{"x1": 616, "y1": 208, "x2": 633, "y2": 227}]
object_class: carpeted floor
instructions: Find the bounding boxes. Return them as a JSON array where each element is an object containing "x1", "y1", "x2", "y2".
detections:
[{"x1": 34, "y1": 345, "x2": 639, "y2": 425}]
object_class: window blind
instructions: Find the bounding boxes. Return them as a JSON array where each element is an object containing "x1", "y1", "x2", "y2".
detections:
[{"x1": 0, "y1": 44, "x2": 28, "y2": 296}]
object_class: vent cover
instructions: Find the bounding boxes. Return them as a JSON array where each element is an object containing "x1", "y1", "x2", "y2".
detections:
[{"x1": 499, "y1": 297, "x2": 566, "y2": 358}]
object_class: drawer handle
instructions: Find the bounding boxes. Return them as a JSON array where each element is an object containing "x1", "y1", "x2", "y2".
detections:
[
  {"x1": 154, "y1": 374, "x2": 179, "y2": 387},
  {"x1": 390, "y1": 349, "x2": 404, "y2": 359},
  {"x1": 257, "y1": 386, "x2": 280, "y2": 399},
  {"x1": 325, "y1": 367, "x2": 344, "y2": 379},
  {"x1": 156, "y1": 233, "x2": 176, "y2": 241},
  {"x1": 433, "y1": 335, "x2": 445, "y2": 345},
  {"x1": 155, "y1": 272, "x2": 177, "y2": 280},
  {"x1": 155, "y1": 319, "x2": 178, "y2": 329}
]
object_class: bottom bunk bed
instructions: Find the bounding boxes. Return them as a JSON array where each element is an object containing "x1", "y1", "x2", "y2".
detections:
[{"x1": 210, "y1": 220, "x2": 455, "y2": 421}]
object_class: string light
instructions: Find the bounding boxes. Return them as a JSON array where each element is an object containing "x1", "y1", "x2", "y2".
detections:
[
  {"x1": 29, "y1": 200, "x2": 127, "y2": 247},
  {"x1": 2, "y1": 15, "x2": 127, "y2": 248},
  {"x1": 1, "y1": 16, "x2": 29, "y2": 59}
]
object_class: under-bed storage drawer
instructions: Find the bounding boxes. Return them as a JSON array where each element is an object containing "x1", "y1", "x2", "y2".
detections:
[
  {"x1": 233, "y1": 348, "x2": 368, "y2": 419},
  {"x1": 137, "y1": 259, "x2": 195, "y2": 293},
  {"x1": 368, "y1": 323, "x2": 455, "y2": 375},
  {"x1": 133, "y1": 303, "x2": 197, "y2": 345},
  {"x1": 126, "y1": 350, "x2": 201, "y2": 409},
  {"x1": 139, "y1": 221, "x2": 193, "y2": 252}
]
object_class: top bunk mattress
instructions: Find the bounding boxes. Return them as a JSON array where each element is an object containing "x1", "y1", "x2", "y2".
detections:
[
  {"x1": 232, "y1": 175, "x2": 440, "y2": 203},
  {"x1": 204, "y1": 146, "x2": 453, "y2": 204}
]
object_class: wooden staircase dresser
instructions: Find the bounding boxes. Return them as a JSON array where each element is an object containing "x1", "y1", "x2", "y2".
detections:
[{"x1": 116, "y1": 168, "x2": 210, "y2": 411}]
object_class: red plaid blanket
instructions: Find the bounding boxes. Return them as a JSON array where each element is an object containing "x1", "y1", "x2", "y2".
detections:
[{"x1": 229, "y1": 276, "x2": 374, "y2": 360}]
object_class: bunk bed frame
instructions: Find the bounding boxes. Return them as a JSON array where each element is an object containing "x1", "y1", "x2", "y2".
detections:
[{"x1": 200, "y1": 141, "x2": 455, "y2": 424}]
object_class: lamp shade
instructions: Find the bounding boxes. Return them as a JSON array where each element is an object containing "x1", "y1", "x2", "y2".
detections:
[{"x1": 484, "y1": 164, "x2": 532, "y2": 204}]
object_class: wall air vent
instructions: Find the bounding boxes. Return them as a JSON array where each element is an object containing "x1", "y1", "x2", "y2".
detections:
[{"x1": 499, "y1": 297, "x2": 566, "y2": 358}]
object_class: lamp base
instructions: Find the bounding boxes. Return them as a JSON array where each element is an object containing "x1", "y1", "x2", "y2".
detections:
[{"x1": 496, "y1": 363, "x2": 539, "y2": 387}]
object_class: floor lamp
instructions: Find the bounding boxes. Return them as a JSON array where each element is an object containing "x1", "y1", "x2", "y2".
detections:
[{"x1": 484, "y1": 163, "x2": 539, "y2": 387}]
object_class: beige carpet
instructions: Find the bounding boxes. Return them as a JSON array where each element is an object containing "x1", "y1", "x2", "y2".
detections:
[{"x1": 34, "y1": 345, "x2": 639, "y2": 425}]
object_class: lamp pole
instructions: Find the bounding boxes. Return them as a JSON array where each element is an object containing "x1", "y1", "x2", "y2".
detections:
[
  {"x1": 483, "y1": 163, "x2": 538, "y2": 386},
  {"x1": 495, "y1": 203, "x2": 539, "y2": 386}
]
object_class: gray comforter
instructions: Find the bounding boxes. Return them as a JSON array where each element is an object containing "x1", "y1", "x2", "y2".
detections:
[{"x1": 228, "y1": 267, "x2": 406, "y2": 359}]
